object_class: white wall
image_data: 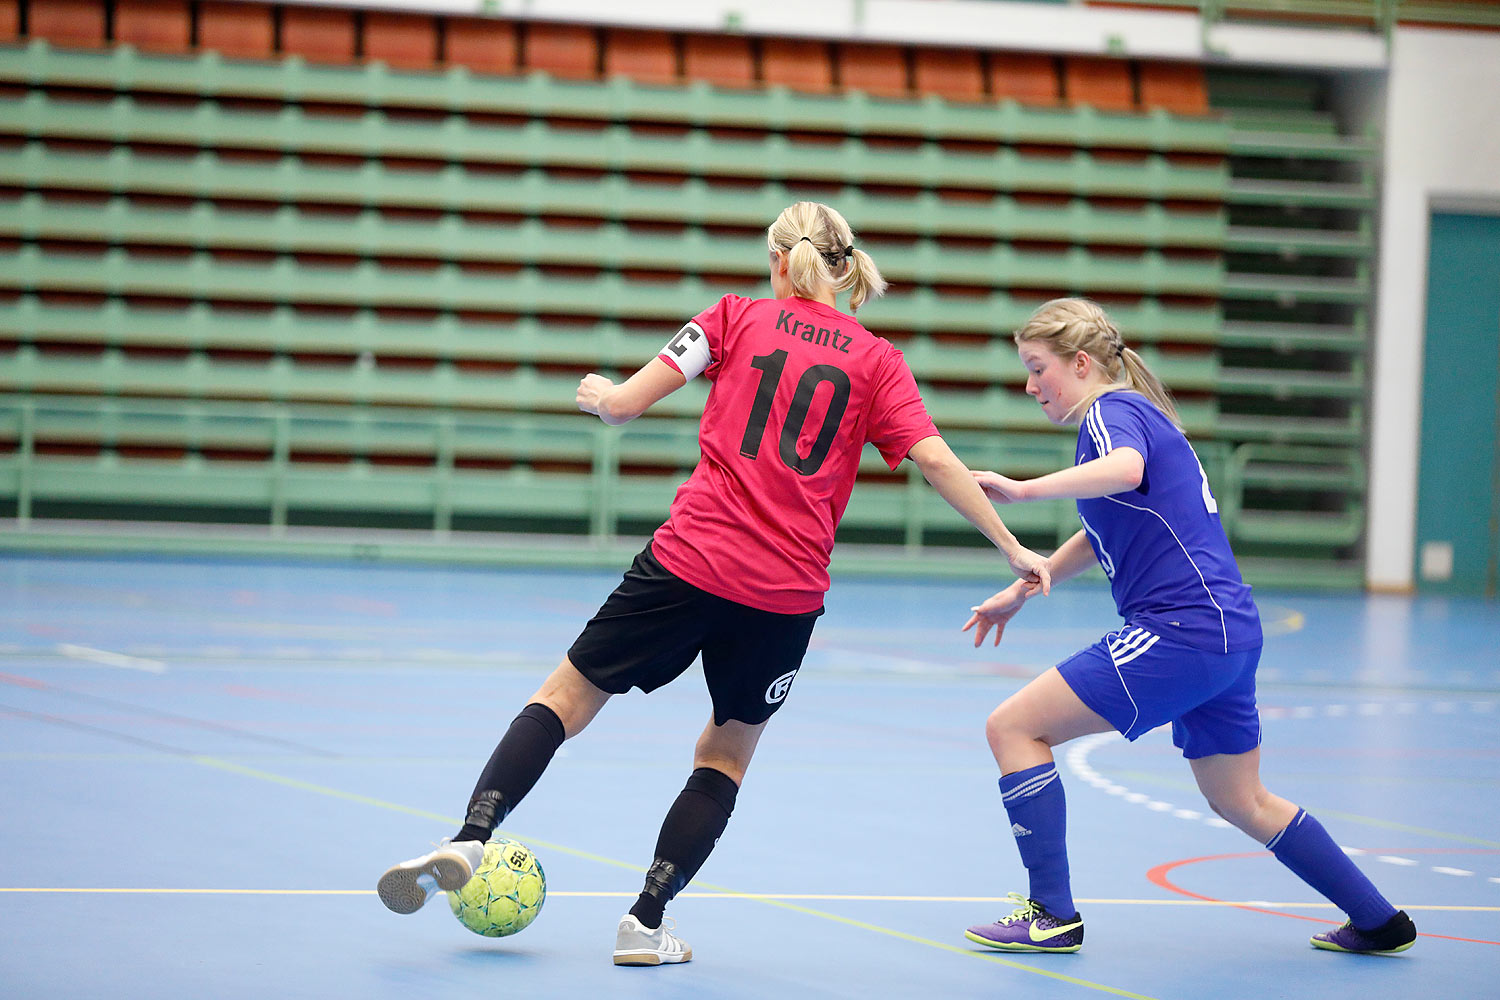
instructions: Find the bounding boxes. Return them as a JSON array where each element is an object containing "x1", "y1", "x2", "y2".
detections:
[{"x1": 1366, "y1": 28, "x2": 1500, "y2": 591}]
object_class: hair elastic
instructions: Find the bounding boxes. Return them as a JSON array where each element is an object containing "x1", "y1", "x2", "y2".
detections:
[{"x1": 794, "y1": 236, "x2": 855, "y2": 266}]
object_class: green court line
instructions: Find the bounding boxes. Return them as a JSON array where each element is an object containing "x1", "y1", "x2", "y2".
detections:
[
  {"x1": 1309, "y1": 810, "x2": 1500, "y2": 849},
  {"x1": 1112, "y1": 768, "x2": 1500, "y2": 790},
  {"x1": 191, "y1": 755, "x2": 643, "y2": 875},
  {"x1": 190, "y1": 754, "x2": 1160, "y2": 999}
]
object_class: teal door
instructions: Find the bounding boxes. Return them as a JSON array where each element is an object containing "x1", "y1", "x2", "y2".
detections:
[{"x1": 1415, "y1": 211, "x2": 1500, "y2": 595}]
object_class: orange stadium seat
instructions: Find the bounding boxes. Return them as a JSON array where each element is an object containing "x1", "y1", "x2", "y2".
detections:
[
  {"x1": 913, "y1": 45, "x2": 985, "y2": 101},
  {"x1": 603, "y1": 28, "x2": 678, "y2": 85},
  {"x1": 27, "y1": 0, "x2": 106, "y2": 47},
  {"x1": 1138, "y1": 61, "x2": 1210, "y2": 115},
  {"x1": 989, "y1": 52, "x2": 1061, "y2": 105},
  {"x1": 364, "y1": 12, "x2": 439, "y2": 71},
  {"x1": 280, "y1": 6, "x2": 358, "y2": 65},
  {"x1": 525, "y1": 21, "x2": 599, "y2": 80},
  {"x1": 445, "y1": 17, "x2": 519, "y2": 75},
  {"x1": 683, "y1": 34, "x2": 756, "y2": 88},
  {"x1": 837, "y1": 42, "x2": 908, "y2": 97},
  {"x1": 1065, "y1": 55, "x2": 1135, "y2": 111},
  {"x1": 0, "y1": 0, "x2": 19, "y2": 41},
  {"x1": 761, "y1": 37, "x2": 834, "y2": 93},
  {"x1": 197, "y1": 1, "x2": 275, "y2": 59},
  {"x1": 113, "y1": 0, "x2": 191, "y2": 54}
]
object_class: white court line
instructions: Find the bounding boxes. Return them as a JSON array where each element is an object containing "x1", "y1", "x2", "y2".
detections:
[
  {"x1": 0, "y1": 888, "x2": 1494, "y2": 910},
  {"x1": 55, "y1": 644, "x2": 166, "y2": 674},
  {"x1": 1066, "y1": 715, "x2": 1500, "y2": 883}
]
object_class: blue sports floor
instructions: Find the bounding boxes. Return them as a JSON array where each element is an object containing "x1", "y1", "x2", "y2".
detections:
[{"x1": 1, "y1": 552, "x2": 1497, "y2": 999}]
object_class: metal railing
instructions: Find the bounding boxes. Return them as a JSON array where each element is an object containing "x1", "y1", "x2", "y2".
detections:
[{"x1": 1084, "y1": 0, "x2": 1500, "y2": 36}]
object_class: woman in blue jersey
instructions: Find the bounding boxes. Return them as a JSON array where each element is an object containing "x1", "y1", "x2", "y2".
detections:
[{"x1": 958, "y1": 298, "x2": 1415, "y2": 956}]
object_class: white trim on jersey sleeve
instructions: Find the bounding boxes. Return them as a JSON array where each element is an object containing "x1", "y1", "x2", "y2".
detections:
[
  {"x1": 658, "y1": 321, "x2": 712, "y2": 381},
  {"x1": 1085, "y1": 401, "x2": 1114, "y2": 456}
]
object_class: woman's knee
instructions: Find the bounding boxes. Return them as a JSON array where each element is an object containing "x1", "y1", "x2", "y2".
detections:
[
  {"x1": 985, "y1": 699, "x2": 1034, "y2": 754},
  {"x1": 692, "y1": 720, "x2": 763, "y2": 785},
  {"x1": 692, "y1": 735, "x2": 750, "y2": 785},
  {"x1": 691, "y1": 753, "x2": 747, "y2": 785},
  {"x1": 531, "y1": 659, "x2": 612, "y2": 738},
  {"x1": 1201, "y1": 784, "x2": 1269, "y2": 829},
  {"x1": 1201, "y1": 796, "x2": 1234, "y2": 824}
]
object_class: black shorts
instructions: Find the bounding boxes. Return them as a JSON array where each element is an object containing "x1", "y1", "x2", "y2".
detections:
[{"x1": 566, "y1": 543, "x2": 823, "y2": 726}]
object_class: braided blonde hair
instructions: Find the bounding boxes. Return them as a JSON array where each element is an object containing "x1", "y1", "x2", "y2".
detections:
[
  {"x1": 766, "y1": 202, "x2": 887, "y2": 313},
  {"x1": 1013, "y1": 298, "x2": 1181, "y2": 428}
]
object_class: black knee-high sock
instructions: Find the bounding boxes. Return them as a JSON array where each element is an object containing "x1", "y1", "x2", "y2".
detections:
[
  {"x1": 628, "y1": 767, "x2": 739, "y2": 929},
  {"x1": 455, "y1": 703, "x2": 566, "y2": 843}
]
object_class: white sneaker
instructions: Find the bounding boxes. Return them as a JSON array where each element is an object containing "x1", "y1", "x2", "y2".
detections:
[
  {"x1": 612, "y1": 914, "x2": 692, "y2": 966},
  {"x1": 376, "y1": 838, "x2": 486, "y2": 915}
]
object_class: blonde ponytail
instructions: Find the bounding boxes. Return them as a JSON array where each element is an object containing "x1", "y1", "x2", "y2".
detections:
[
  {"x1": 840, "y1": 247, "x2": 886, "y2": 313},
  {"x1": 1013, "y1": 298, "x2": 1181, "y2": 428},
  {"x1": 766, "y1": 202, "x2": 886, "y2": 313}
]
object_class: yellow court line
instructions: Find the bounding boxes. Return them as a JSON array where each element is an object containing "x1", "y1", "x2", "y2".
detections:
[
  {"x1": 1259, "y1": 603, "x2": 1306, "y2": 637},
  {"x1": 189, "y1": 755, "x2": 643, "y2": 874},
  {"x1": 1, "y1": 888, "x2": 1495, "y2": 913},
  {"x1": 186, "y1": 754, "x2": 1159, "y2": 1000}
]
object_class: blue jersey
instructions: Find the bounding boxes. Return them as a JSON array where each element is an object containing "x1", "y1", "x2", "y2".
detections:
[{"x1": 1073, "y1": 391, "x2": 1262, "y2": 653}]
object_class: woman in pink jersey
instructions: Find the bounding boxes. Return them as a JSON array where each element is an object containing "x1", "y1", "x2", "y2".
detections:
[{"x1": 377, "y1": 201, "x2": 1048, "y2": 966}]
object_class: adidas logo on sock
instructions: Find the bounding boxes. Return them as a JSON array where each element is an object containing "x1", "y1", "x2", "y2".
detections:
[{"x1": 1010, "y1": 822, "x2": 1033, "y2": 838}]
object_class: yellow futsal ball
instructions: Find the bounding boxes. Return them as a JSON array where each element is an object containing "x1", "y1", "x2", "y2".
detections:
[{"x1": 446, "y1": 837, "x2": 546, "y2": 937}]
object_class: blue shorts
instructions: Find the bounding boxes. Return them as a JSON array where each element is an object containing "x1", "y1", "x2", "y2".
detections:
[{"x1": 1056, "y1": 627, "x2": 1262, "y2": 759}]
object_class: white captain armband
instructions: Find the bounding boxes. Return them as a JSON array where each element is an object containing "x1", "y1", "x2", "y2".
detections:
[{"x1": 659, "y1": 321, "x2": 711, "y2": 381}]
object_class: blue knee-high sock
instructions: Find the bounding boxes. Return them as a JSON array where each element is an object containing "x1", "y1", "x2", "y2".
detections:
[
  {"x1": 1267, "y1": 808, "x2": 1397, "y2": 931},
  {"x1": 999, "y1": 762, "x2": 1074, "y2": 919}
]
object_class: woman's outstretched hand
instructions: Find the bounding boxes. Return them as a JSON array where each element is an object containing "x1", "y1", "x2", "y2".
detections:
[
  {"x1": 962, "y1": 579, "x2": 1035, "y2": 648},
  {"x1": 973, "y1": 470, "x2": 1031, "y2": 504},
  {"x1": 1005, "y1": 545, "x2": 1051, "y2": 597}
]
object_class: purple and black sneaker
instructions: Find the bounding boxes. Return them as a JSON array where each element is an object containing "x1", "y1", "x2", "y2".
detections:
[
  {"x1": 1310, "y1": 910, "x2": 1416, "y2": 954},
  {"x1": 965, "y1": 893, "x2": 1084, "y2": 953}
]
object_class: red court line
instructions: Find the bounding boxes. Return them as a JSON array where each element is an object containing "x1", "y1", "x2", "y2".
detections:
[{"x1": 1147, "y1": 851, "x2": 1500, "y2": 946}]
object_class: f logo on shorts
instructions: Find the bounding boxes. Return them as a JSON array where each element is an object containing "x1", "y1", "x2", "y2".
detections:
[{"x1": 764, "y1": 670, "x2": 798, "y2": 705}]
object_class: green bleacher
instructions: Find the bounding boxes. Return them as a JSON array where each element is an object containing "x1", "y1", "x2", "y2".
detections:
[
  {"x1": 1209, "y1": 67, "x2": 1374, "y2": 579},
  {"x1": 0, "y1": 42, "x2": 1231, "y2": 149},
  {"x1": 0, "y1": 145, "x2": 1227, "y2": 244},
  {"x1": 0, "y1": 39, "x2": 1373, "y2": 586},
  {"x1": 0, "y1": 199, "x2": 1223, "y2": 295}
]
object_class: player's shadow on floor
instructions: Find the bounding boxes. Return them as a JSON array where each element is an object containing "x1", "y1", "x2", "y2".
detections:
[{"x1": 453, "y1": 946, "x2": 546, "y2": 966}]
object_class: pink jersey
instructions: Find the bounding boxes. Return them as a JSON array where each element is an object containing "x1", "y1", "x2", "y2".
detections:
[{"x1": 650, "y1": 294, "x2": 939, "y2": 614}]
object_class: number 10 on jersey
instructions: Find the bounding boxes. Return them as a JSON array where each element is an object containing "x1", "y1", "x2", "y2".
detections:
[{"x1": 739, "y1": 350, "x2": 851, "y2": 477}]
